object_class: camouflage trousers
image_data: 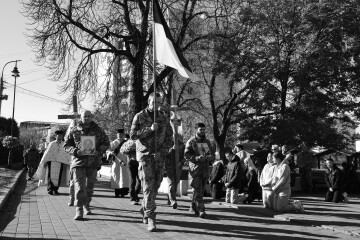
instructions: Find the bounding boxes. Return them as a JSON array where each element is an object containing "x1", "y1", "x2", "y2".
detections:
[
  {"x1": 166, "y1": 162, "x2": 182, "y2": 204},
  {"x1": 72, "y1": 167, "x2": 97, "y2": 207},
  {"x1": 69, "y1": 168, "x2": 75, "y2": 201},
  {"x1": 190, "y1": 176, "x2": 207, "y2": 212},
  {"x1": 139, "y1": 154, "x2": 165, "y2": 218}
]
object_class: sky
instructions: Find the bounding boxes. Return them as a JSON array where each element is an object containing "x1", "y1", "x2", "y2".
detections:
[{"x1": 0, "y1": 0, "x2": 92, "y2": 125}]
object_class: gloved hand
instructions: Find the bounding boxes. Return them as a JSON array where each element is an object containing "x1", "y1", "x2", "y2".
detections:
[{"x1": 196, "y1": 156, "x2": 205, "y2": 162}]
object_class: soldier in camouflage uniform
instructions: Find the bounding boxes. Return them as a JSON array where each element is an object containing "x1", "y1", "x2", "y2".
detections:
[
  {"x1": 64, "y1": 110, "x2": 110, "y2": 220},
  {"x1": 130, "y1": 92, "x2": 173, "y2": 232},
  {"x1": 184, "y1": 122, "x2": 215, "y2": 218}
]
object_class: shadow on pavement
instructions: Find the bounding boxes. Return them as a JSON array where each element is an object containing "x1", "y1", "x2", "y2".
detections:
[
  {"x1": 157, "y1": 218, "x2": 339, "y2": 240},
  {"x1": 0, "y1": 172, "x2": 26, "y2": 232}
]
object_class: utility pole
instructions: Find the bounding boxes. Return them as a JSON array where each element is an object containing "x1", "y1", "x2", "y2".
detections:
[{"x1": 10, "y1": 60, "x2": 20, "y2": 137}]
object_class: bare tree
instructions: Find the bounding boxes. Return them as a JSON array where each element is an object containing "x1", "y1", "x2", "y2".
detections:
[
  {"x1": 169, "y1": 1, "x2": 271, "y2": 156},
  {"x1": 21, "y1": 0, "x2": 228, "y2": 122}
]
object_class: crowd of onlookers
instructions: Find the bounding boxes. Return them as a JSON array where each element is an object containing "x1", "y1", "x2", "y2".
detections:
[
  {"x1": 208, "y1": 144, "x2": 304, "y2": 212},
  {"x1": 208, "y1": 143, "x2": 360, "y2": 213}
]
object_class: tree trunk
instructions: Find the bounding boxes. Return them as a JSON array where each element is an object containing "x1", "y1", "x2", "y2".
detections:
[
  {"x1": 131, "y1": 61, "x2": 145, "y2": 119},
  {"x1": 214, "y1": 134, "x2": 226, "y2": 163},
  {"x1": 7, "y1": 149, "x2": 12, "y2": 169}
]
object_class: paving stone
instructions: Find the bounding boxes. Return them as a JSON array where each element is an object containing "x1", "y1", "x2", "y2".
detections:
[{"x1": 2, "y1": 173, "x2": 360, "y2": 240}]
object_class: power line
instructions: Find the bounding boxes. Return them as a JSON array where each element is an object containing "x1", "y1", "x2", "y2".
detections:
[
  {"x1": 4, "y1": 82, "x2": 68, "y2": 104},
  {"x1": 17, "y1": 76, "x2": 49, "y2": 85},
  {"x1": 2, "y1": 68, "x2": 46, "y2": 77},
  {"x1": 20, "y1": 68, "x2": 47, "y2": 75}
]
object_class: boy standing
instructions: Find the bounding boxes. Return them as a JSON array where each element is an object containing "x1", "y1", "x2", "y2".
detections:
[{"x1": 222, "y1": 148, "x2": 243, "y2": 204}]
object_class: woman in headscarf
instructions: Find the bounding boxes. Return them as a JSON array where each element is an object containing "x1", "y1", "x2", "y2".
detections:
[
  {"x1": 243, "y1": 157, "x2": 260, "y2": 203},
  {"x1": 209, "y1": 152, "x2": 225, "y2": 199}
]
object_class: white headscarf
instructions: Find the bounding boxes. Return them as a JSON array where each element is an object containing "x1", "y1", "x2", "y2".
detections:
[{"x1": 245, "y1": 157, "x2": 257, "y2": 171}]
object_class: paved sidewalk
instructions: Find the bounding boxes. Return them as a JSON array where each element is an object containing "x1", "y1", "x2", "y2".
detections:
[
  {"x1": 214, "y1": 193, "x2": 360, "y2": 238},
  {"x1": 0, "y1": 168, "x2": 25, "y2": 211},
  {"x1": 0, "y1": 172, "x2": 359, "y2": 239}
]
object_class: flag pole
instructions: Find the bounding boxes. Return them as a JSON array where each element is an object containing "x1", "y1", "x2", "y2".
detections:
[{"x1": 152, "y1": 0, "x2": 158, "y2": 155}]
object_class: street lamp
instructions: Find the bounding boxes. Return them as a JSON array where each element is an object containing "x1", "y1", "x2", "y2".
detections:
[
  {"x1": 0, "y1": 60, "x2": 21, "y2": 117},
  {"x1": 10, "y1": 61, "x2": 20, "y2": 137}
]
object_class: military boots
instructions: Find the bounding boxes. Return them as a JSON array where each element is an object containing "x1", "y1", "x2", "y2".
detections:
[
  {"x1": 74, "y1": 207, "x2": 83, "y2": 220},
  {"x1": 147, "y1": 214, "x2": 156, "y2": 232},
  {"x1": 140, "y1": 207, "x2": 148, "y2": 224},
  {"x1": 84, "y1": 204, "x2": 92, "y2": 215}
]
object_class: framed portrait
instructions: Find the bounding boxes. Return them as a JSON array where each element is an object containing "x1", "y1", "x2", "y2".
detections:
[
  {"x1": 81, "y1": 136, "x2": 96, "y2": 155},
  {"x1": 197, "y1": 142, "x2": 210, "y2": 156}
]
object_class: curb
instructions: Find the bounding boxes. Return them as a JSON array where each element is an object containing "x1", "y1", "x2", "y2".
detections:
[
  {"x1": 212, "y1": 202, "x2": 360, "y2": 238},
  {"x1": 0, "y1": 168, "x2": 26, "y2": 211}
]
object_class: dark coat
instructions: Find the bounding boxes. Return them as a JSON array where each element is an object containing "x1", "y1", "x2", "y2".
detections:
[
  {"x1": 210, "y1": 161, "x2": 224, "y2": 185},
  {"x1": 245, "y1": 168, "x2": 258, "y2": 191},
  {"x1": 209, "y1": 160, "x2": 225, "y2": 199},
  {"x1": 222, "y1": 155, "x2": 243, "y2": 189},
  {"x1": 325, "y1": 165, "x2": 343, "y2": 191},
  {"x1": 244, "y1": 167, "x2": 260, "y2": 202},
  {"x1": 24, "y1": 148, "x2": 40, "y2": 166}
]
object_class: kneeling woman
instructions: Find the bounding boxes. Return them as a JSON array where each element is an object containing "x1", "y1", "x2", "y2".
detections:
[{"x1": 271, "y1": 152, "x2": 304, "y2": 213}]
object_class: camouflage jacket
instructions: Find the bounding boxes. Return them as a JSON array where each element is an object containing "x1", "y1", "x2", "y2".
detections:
[
  {"x1": 184, "y1": 135, "x2": 215, "y2": 178},
  {"x1": 64, "y1": 121, "x2": 110, "y2": 168},
  {"x1": 130, "y1": 108, "x2": 173, "y2": 161}
]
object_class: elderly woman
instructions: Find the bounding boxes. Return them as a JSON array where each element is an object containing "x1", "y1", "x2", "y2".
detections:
[
  {"x1": 243, "y1": 157, "x2": 260, "y2": 203},
  {"x1": 271, "y1": 152, "x2": 304, "y2": 212}
]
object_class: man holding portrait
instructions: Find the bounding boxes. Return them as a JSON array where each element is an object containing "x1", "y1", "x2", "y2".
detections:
[{"x1": 64, "y1": 110, "x2": 110, "y2": 220}]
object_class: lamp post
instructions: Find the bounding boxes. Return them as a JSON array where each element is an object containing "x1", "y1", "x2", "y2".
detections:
[
  {"x1": 0, "y1": 60, "x2": 21, "y2": 117},
  {"x1": 10, "y1": 61, "x2": 20, "y2": 137}
]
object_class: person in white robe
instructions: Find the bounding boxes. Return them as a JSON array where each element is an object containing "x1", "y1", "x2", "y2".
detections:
[
  {"x1": 259, "y1": 152, "x2": 276, "y2": 209},
  {"x1": 271, "y1": 152, "x2": 305, "y2": 213},
  {"x1": 106, "y1": 129, "x2": 130, "y2": 198},
  {"x1": 36, "y1": 130, "x2": 72, "y2": 195}
]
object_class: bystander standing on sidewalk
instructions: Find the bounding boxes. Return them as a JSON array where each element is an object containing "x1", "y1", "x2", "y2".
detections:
[
  {"x1": 24, "y1": 143, "x2": 40, "y2": 180},
  {"x1": 222, "y1": 148, "x2": 242, "y2": 204}
]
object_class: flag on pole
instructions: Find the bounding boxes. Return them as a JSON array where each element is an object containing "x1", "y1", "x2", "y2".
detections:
[{"x1": 153, "y1": 0, "x2": 199, "y2": 81}]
